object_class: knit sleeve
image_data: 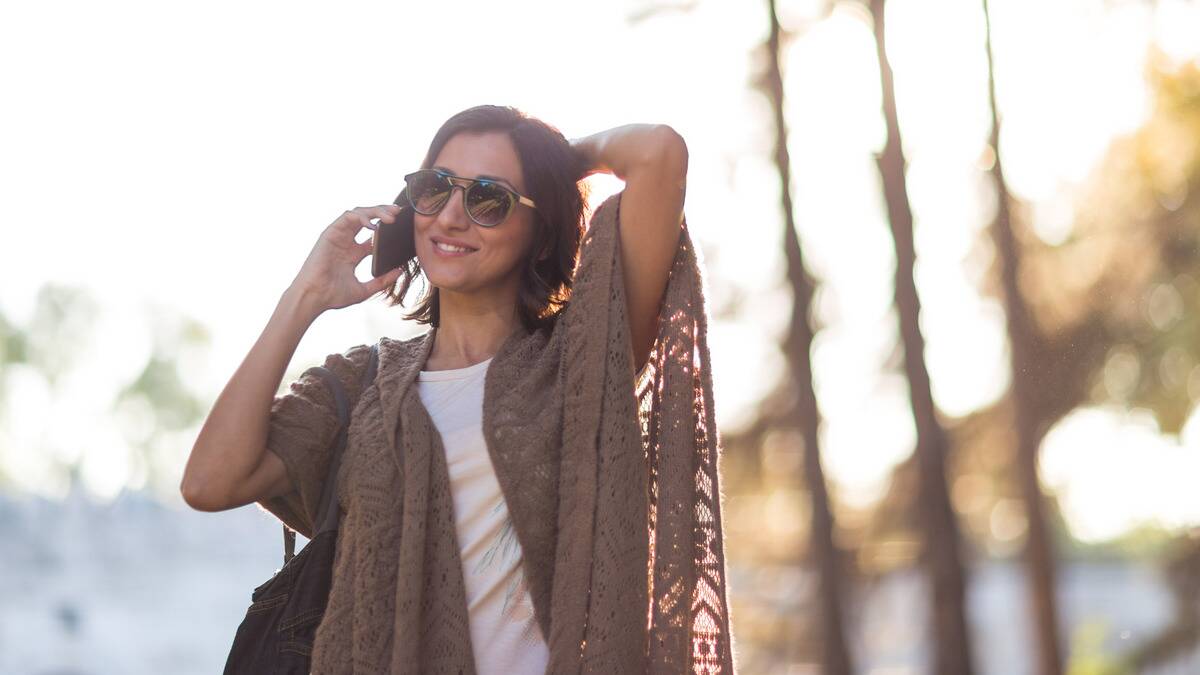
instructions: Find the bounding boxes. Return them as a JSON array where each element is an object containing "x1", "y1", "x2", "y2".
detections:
[{"x1": 255, "y1": 343, "x2": 374, "y2": 539}]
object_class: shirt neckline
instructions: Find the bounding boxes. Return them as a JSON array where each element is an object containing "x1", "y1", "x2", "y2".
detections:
[{"x1": 417, "y1": 356, "x2": 494, "y2": 382}]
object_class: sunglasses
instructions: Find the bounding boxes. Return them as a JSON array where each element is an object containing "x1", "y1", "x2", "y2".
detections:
[{"x1": 399, "y1": 168, "x2": 538, "y2": 227}]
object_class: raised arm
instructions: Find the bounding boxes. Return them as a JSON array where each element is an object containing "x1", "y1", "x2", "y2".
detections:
[
  {"x1": 180, "y1": 285, "x2": 323, "y2": 511},
  {"x1": 181, "y1": 204, "x2": 399, "y2": 512},
  {"x1": 570, "y1": 123, "x2": 688, "y2": 374}
]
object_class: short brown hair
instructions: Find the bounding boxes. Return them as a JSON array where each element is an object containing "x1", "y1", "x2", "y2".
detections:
[{"x1": 383, "y1": 105, "x2": 591, "y2": 334}]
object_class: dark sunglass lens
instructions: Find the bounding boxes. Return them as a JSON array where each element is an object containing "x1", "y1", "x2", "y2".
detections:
[
  {"x1": 407, "y1": 171, "x2": 451, "y2": 214},
  {"x1": 466, "y1": 182, "x2": 513, "y2": 226}
]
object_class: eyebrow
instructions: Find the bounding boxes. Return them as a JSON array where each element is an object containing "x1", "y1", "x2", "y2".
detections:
[{"x1": 432, "y1": 166, "x2": 519, "y2": 192}]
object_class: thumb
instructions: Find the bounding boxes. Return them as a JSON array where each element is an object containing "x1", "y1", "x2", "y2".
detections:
[{"x1": 369, "y1": 266, "x2": 403, "y2": 295}]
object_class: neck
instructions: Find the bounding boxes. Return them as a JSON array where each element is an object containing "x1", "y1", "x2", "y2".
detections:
[{"x1": 425, "y1": 287, "x2": 523, "y2": 371}]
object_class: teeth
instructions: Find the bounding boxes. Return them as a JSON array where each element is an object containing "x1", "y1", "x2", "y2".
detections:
[{"x1": 435, "y1": 241, "x2": 474, "y2": 253}]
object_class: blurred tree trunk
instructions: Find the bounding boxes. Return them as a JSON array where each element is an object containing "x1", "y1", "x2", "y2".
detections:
[
  {"x1": 980, "y1": 1, "x2": 1063, "y2": 673},
  {"x1": 867, "y1": 1, "x2": 975, "y2": 673},
  {"x1": 757, "y1": 0, "x2": 855, "y2": 672}
]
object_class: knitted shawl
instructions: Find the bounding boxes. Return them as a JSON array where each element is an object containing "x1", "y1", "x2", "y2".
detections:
[{"x1": 257, "y1": 189, "x2": 735, "y2": 673}]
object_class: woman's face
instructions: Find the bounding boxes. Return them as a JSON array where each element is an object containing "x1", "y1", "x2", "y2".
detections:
[{"x1": 413, "y1": 130, "x2": 537, "y2": 299}]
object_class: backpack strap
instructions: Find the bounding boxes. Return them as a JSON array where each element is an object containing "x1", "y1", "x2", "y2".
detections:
[{"x1": 283, "y1": 341, "x2": 381, "y2": 563}]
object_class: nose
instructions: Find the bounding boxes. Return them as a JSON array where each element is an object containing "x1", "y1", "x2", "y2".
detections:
[{"x1": 434, "y1": 183, "x2": 472, "y2": 230}]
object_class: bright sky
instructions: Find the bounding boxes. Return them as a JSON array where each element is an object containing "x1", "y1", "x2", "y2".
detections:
[{"x1": 2, "y1": 0, "x2": 1199, "y2": 544}]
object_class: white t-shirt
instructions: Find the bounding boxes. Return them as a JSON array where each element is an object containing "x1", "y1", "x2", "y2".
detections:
[{"x1": 416, "y1": 356, "x2": 549, "y2": 675}]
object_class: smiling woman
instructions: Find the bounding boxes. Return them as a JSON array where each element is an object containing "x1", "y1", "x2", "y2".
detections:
[
  {"x1": 183, "y1": 103, "x2": 734, "y2": 674},
  {"x1": 383, "y1": 106, "x2": 591, "y2": 353}
]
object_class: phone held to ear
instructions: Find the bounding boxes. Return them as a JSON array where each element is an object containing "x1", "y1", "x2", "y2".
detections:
[{"x1": 371, "y1": 200, "x2": 417, "y2": 279}]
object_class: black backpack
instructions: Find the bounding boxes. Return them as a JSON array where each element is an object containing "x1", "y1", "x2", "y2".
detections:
[{"x1": 222, "y1": 342, "x2": 379, "y2": 674}]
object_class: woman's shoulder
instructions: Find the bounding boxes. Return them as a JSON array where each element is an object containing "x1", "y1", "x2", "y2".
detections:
[
  {"x1": 321, "y1": 342, "x2": 376, "y2": 380},
  {"x1": 285, "y1": 342, "x2": 379, "y2": 412}
]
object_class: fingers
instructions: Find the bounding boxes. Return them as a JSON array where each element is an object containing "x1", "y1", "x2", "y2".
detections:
[
  {"x1": 355, "y1": 235, "x2": 375, "y2": 264},
  {"x1": 338, "y1": 204, "x2": 402, "y2": 232},
  {"x1": 363, "y1": 266, "x2": 404, "y2": 297}
]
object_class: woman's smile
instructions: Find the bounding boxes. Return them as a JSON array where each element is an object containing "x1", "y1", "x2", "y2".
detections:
[{"x1": 432, "y1": 235, "x2": 479, "y2": 257}]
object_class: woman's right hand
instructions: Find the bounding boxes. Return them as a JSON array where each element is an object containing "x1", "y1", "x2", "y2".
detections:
[{"x1": 288, "y1": 204, "x2": 406, "y2": 314}]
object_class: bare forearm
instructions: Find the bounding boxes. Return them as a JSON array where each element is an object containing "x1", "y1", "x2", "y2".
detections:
[
  {"x1": 180, "y1": 285, "x2": 322, "y2": 505},
  {"x1": 570, "y1": 123, "x2": 686, "y2": 180}
]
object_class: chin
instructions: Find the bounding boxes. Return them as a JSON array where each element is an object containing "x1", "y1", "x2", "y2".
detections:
[{"x1": 420, "y1": 260, "x2": 471, "y2": 291}]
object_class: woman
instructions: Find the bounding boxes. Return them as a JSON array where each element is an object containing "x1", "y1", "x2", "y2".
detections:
[{"x1": 182, "y1": 105, "x2": 734, "y2": 674}]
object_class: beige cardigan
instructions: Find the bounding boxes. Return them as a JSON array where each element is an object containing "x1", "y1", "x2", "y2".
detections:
[{"x1": 257, "y1": 189, "x2": 735, "y2": 674}]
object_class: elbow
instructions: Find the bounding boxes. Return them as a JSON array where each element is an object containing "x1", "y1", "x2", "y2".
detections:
[
  {"x1": 628, "y1": 126, "x2": 687, "y2": 190},
  {"x1": 180, "y1": 475, "x2": 221, "y2": 512},
  {"x1": 647, "y1": 125, "x2": 688, "y2": 175},
  {"x1": 180, "y1": 478, "x2": 206, "y2": 511}
]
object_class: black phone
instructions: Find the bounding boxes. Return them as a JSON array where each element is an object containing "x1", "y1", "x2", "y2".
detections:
[{"x1": 371, "y1": 195, "x2": 417, "y2": 278}]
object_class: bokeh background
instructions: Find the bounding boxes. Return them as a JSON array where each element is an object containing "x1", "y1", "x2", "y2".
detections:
[{"x1": 4, "y1": 0, "x2": 1200, "y2": 673}]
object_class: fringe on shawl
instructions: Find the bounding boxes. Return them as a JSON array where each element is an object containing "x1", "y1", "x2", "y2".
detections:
[
  {"x1": 635, "y1": 196, "x2": 736, "y2": 674},
  {"x1": 553, "y1": 188, "x2": 736, "y2": 674}
]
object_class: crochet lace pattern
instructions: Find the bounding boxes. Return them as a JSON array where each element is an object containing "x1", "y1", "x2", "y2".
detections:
[{"x1": 257, "y1": 189, "x2": 735, "y2": 673}]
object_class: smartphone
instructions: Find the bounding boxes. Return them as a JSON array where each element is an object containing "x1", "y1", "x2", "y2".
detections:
[{"x1": 371, "y1": 196, "x2": 417, "y2": 278}]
